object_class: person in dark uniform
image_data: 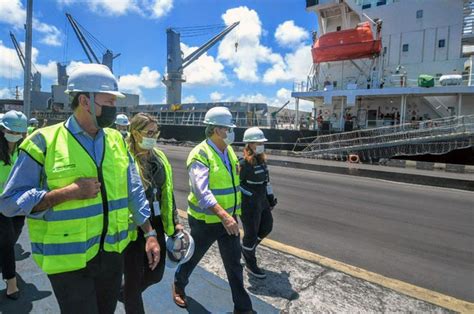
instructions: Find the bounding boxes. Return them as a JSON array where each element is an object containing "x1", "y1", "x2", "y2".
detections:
[
  {"x1": 124, "y1": 112, "x2": 183, "y2": 314},
  {"x1": 0, "y1": 110, "x2": 27, "y2": 300},
  {"x1": 239, "y1": 127, "x2": 277, "y2": 279}
]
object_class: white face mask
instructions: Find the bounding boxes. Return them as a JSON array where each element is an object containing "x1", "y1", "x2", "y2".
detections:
[
  {"x1": 120, "y1": 130, "x2": 128, "y2": 137},
  {"x1": 255, "y1": 145, "x2": 265, "y2": 154},
  {"x1": 223, "y1": 129, "x2": 235, "y2": 145},
  {"x1": 4, "y1": 133, "x2": 23, "y2": 143},
  {"x1": 139, "y1": 137, "x2": 156, "y2": 150}
]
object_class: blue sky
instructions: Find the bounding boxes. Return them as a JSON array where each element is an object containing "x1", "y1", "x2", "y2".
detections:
[{"x1": 0, "y1": 0, "x2": 316, "y2": 110}]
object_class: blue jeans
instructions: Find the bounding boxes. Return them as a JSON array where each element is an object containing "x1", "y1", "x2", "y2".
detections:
[{"x1": 174, "y1": 216, "x2": 253, "y2": 312}]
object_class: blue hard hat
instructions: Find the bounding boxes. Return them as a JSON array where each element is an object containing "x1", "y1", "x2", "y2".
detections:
[{"x1": 0, "y1": 110, "x2": 28, "y2": 133}]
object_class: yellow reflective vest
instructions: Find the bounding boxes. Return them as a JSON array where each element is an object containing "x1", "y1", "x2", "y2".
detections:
[
  {"x1": 0, "y1": 150, "x2": 18, "y2": 194},
  {"x1": 187, "y1": 140, "x2": 241, "y2": 224},
  {"x1": 132, "y1": 147, "x2": 175, "y2": 236},
  {"x1": 19, "y1": 123, "x2": 133, "y2": 274}
]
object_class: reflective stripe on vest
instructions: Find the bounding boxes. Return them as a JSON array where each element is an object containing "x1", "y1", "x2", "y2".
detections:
[
  {"x1": 19, "y1": 123, "x2": 133, "y2": 275},
  {"x1": 0, "y1": 150, "x2": 17, "y2": 194},
  {"x1": 186, "y1": 140, "x2": 241, "y2": 224}
]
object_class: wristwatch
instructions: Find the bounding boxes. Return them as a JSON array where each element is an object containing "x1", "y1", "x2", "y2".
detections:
[{"x1": 143, "y1": 229, "x2": 157, "y2": 239}]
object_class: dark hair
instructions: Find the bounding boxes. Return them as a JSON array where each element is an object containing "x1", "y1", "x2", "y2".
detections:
[
  {"x1": 70, "y1": 92, "x2": 90, "y2": 110},
  {"x1": 0, "y1": 129, "x2": 22, "y2": 165},
  {"x1": 243, "y1": 144, "x2": 266, "y2": 166}
]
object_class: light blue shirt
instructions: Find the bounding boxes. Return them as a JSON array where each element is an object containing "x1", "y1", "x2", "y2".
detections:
[
  {"x1": 188, "y1": 139, "x2": 231, "y2": 210},
  {"x1": 0, "y1": 115, "x2": 150, "y2": 226}
]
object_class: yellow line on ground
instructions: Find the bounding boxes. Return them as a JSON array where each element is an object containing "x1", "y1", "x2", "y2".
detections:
[{"x1": 177, "y1": 209, "x2": 474, "y2": 313}]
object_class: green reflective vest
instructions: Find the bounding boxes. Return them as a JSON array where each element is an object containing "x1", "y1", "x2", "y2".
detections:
[
  {"x1": 132, "y1": 147, "x2": 175, "y2": 236},
  {"x1": 0, "y1": 150, "x2": 18, "y2": 194},
  {"x1": 19, "y1": 123, "x2": 133, "y2": 275},
  {"x1": 27, "y1": 126, "x2": 37, "y2": 135},
  {"x1": 187, "y1": 140, "x2": 241, "y2": 224}
]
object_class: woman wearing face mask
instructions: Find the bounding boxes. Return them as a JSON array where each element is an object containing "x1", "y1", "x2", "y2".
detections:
[
  {"x1": 0, "y1": 110, "x2": 27, "y2": 300},
  {"x1": 123, "y1": 112, "x2": 183, "y2": 314},
  {"x1": 239, "y1": 127, "x2": 277, "y2": 279}
]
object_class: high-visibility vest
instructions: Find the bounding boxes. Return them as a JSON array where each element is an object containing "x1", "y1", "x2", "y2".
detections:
[
  {"x1": 27, "y1": 126, "x2": 37, "y2": 135},
  {"x1": 186, "y1": 140, "x2": 241, "y2": 224},
  {"x1": 132, "y1": 147, "x2": 175, "y2": 236},
  {"x1": 19, "y1": 122, "x2": 134, "y2": 275},
  {"x1": 0, "y1": 150, "x2": 18, "y2": 194}
]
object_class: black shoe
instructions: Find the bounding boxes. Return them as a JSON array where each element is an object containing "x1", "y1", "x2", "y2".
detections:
[
  {"x1": 6, "y1": 290, "x2": 20, "y2": 300},
  {"x1": 245, "y1": 263, "x2": 266, "y2": 279}
]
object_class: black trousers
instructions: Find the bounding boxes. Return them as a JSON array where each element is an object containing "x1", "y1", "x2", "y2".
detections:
[
  {"x1": 174, "y1": 216, "x2": 253, "y2": 312},
  {"x1": 47, "y1": 250, "x2": 123, "y2": 314},
  {"x1": 240, "y1": 194, "x2": 273, "y2": 265},
  {"x1": 123, "y1": 215, "x2": 166, "y2": 314},
  {"x1": 0, "y1": 214, "x2": 25, "y2": 280}
]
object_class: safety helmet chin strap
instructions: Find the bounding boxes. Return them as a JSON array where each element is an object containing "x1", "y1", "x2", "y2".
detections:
[{"x1": 88, "y1": 92, "x2": 100, "y2": 129}]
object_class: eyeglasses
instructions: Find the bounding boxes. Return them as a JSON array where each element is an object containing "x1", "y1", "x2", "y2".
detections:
[{"x1": 141, "y1": 129, "x2": 160, "y2": 137}]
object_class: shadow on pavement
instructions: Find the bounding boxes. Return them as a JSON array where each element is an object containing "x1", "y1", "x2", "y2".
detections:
[
  {"x1": 0, "y1": 274, "x2": 52, "y2": 314},
  {"x1": 247, "y1": 270, "x2": 299, "y2": 301},
  {"x1": 14, "y1": 243, "x2": 31, "y2": 261},
  {"x1": 185, "y1": 296, "x2": 211, "y2": 314}
]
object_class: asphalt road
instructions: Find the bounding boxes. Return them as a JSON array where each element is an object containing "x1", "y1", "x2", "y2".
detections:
[{"x1": 161, "y1": 144, "x2": 474, "y2": 302}]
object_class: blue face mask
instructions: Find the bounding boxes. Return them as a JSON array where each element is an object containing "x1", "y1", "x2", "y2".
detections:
[{"x1": 223, "y1": 129, "x2": 235, "y2": 145}]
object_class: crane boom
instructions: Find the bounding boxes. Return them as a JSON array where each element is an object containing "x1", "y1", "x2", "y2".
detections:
[
  {"x1": 66, "y1": 13, "x2": 100, "y2": 64},
  {"x1": 10, "y1": 31, "x2": 25, "y2": 69},
  {"x1": 181, "y1": 22, "x2": 239, "y2": 70}
]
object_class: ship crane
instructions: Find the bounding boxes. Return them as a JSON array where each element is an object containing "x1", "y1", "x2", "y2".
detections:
[
  {"x1": 163, "y1": 22, "x2": 239, "y2": 105},
  {"x1": 66, "y1": 13, "x2": 120, "y2": 72},
  {"x1": 10, "y1": 31, "x2": 41, "y2": 92}
]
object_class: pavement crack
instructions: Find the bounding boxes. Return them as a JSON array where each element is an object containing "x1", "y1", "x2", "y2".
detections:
[{"x1": 282, "y1": 269, "x2": 331, "y2": 313}]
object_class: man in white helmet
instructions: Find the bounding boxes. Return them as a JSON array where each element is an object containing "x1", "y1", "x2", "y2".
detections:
[
  {"x1": 115, "y1": 113, "x2": 130, "y2": 139},
  {"x1": 172, "y1": 106, "x2": 253, "y2": 314},
  {"x1": 0, "y1": 64, "x2": 160, "y2": 313}
]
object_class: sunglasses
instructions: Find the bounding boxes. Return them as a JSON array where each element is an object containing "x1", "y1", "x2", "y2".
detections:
[{"x1": 141, "y1": 129, "x2": 160, "y2": 137}]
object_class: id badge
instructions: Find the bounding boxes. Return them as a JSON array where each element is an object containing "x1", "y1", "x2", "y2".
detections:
[
  {"x1": 153, "y1": 200, "x2": 161, "y2": 216},
  {"x1": 266, "y1": 184, "x2": 273, "y2": 195}
]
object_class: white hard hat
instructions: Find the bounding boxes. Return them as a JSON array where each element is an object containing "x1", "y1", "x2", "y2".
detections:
[
  {"x1": 165, "y1": 230, "x2": 195, "y2": 269},
  {"x1": 115, "y1": 114, "x2": 130, "y2": 126},
  {"x1": 29, "y1": 117, "x2": 39, "y2": 124},
  {"x1": 243, "y1": 127, "x2": 267, "y2": 143},
  {"x1": 203, "y1": 106, "x2": 236, "y2": 128},
  {"x1": 0, "y1": 110, "x2": 27, "y2": 133},
  {"x1": 65, "y1": 64, "x2": 125, "y2": 98}
]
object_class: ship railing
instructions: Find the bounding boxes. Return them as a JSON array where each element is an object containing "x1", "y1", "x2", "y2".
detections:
[
  {"x1": 153, "y1": 116, "x2": 269, "y2": 128},
  {"x1": 294, "y1": 115, "x2": 474, "y2": 155},
  {"x1": 293, "y1": 73, "x2": 474, "y2": 93}
]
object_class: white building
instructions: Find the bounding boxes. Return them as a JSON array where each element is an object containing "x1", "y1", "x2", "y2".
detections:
[{"x1": 293, "y1": 0, "x2": 474, "y2": 131}]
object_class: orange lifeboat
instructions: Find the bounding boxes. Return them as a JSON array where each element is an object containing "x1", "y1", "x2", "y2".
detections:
[{"x1": 312, "y1": 22, "x2": 382, "y2": 63}]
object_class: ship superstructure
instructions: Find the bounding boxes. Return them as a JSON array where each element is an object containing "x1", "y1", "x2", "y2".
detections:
[{"x1": 293, "y1": 0, "x2": 474, "y2": 132}]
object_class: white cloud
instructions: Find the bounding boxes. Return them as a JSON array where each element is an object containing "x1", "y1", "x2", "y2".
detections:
[
  {"x1": 118, "y1": 66, "x2": 161, "y2": 94},
  {"x1": 36, "y1": 61, "x2": 58, "y2": 79},
  {"x1": 218, "y1": 6, "x2": 284, "y2": 82},
  {"x1": 181, "y1": 43, "x2": 228, "y2": 86},
  {"x1": 0, "y1": 40, "x2": 23, "y2": 80},
  {"x1": 182, "y1": 95, "x2": 197, "y2": 103},
  {"x1": 0, "y1": 0, "x2": 62, "y2": 47},
  {"x1": 210, "y1": 91, "x2": 223, "y2": 101},
  {"x1": 151, "y1": 0, "x2": 173, "y2": 18},
  {"x1": 275, "y1": 20, "x2": 309, "y2": 47},
  {"x1": 230, "y1": 88, "x2": 312, "y2": 112},
  {"x1": 263, "y1": 45, "x2": 312, "y2": 84},
  {"x1": 0, "y1": 40, "x2": 58, "y2": 82},
  {"x1": 57, "y1": 0, "x2": 173, "y2": 19},
  {"x1": 0, "y1": 88, "x2": 15, "y2": 99}
]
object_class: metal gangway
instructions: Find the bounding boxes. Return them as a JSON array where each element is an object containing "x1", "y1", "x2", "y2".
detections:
[{"x1": 293, "y1": 115, "x2": 474, "y2": 160}]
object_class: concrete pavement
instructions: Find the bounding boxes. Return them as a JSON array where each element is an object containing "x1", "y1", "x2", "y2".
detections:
[{"x1": 0, "y1": 221, "x2": 458, "y2": 313}]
